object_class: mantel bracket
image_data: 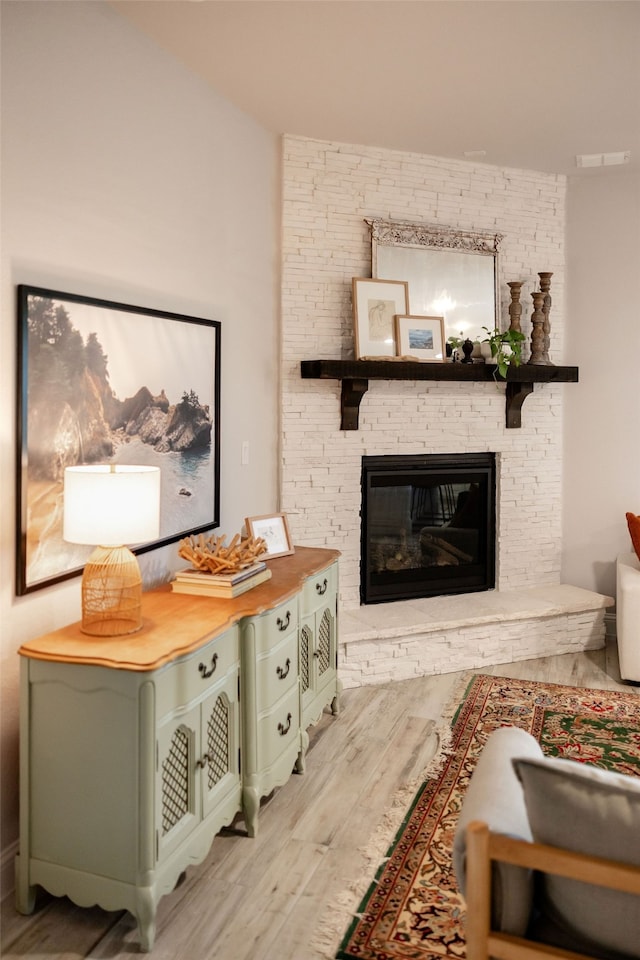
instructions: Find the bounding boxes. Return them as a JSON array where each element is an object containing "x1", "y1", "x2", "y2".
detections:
[
  {"x1": 505, "y1": 382, "x2": 534, "y2": 428},
  {"x1": 341, "y1": 378, "x2": 369, "y2": 430},
  {"x1": 343, "y1": 378, "x2": 534, "y2": 429},
  {"x1": 300, "y1": 360, "x2": 578, "y2": 431}
]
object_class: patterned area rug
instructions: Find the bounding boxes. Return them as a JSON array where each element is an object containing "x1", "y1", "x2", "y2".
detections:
[{"x1": 335, "y1": 673, "x2": 640, "y2": 960}]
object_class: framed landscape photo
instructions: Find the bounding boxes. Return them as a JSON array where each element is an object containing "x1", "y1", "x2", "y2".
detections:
[
  {"x1": 16, "y1": 285, "x2": 221, "y2": 595},
  {"x1": 394, "y1": 314, "x2": 445, "y2": 362},
  {"x1": 245, "y1": 513, "x2": 294, "y2": 559},
  {"x1": 352, "y1": 277, "x2": 409, "y2": 359}
]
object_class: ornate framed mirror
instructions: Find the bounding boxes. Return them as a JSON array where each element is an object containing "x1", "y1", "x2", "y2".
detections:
[{"x1": 368, "y1": 218, "x2": 502, "y2": 345}]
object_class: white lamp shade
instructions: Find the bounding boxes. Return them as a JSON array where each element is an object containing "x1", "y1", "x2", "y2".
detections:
[{"x1": 63, "y1": 465, "x2": 161, "y2": 547}]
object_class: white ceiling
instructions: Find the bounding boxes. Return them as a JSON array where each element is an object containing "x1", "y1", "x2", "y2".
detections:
[{"x1": 110, "y1": 0, "x2": 640, "y2": 177}]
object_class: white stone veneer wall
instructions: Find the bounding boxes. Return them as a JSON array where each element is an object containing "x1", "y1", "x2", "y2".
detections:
[
  {"x1": 278, "y1": 136, "x2": 605, "y2": 685},
  {"x1": 281, "y1": 135, "x2": 566, "y2": 601},
  {"x1": 338, "y1": 607, "x2": 608, "y2": 689}
]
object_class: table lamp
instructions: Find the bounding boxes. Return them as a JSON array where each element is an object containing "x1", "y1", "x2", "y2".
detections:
[{"x1": 63, "y1": 464, "x2": 161, "y2": 636}]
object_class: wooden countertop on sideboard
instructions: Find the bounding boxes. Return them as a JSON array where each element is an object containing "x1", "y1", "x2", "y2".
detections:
[{"x1": 18, "y1": 546, "x2": 340, "y2": 672}]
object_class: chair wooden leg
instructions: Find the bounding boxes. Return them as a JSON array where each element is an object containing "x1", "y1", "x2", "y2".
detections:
[{"x1": 465, "y1": 821, "x2": 492, "y2": 960}]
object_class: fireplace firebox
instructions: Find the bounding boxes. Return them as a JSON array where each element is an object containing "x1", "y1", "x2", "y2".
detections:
[{"x1": 361, "y1": 453, "x2": 496, "y2": 604}]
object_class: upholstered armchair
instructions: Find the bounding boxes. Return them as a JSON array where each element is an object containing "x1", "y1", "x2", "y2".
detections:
[
  {"x1": 453, "y1": 726, "x2": 640, "y2": 960},
  {"x1": 617, "y1": 551, "x2": 640, "y2": 683}
]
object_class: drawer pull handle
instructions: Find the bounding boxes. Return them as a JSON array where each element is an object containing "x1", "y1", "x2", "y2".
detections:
[
  {"x1": 278, "y1": 712, "x2": 293, "y2": 737},
  {"x1": 198, "y1": 653, "x2": 218, "y2": 679},
  {"x1": 316, "y1": 578, "x2": 328, "y2": 595},
  {"x1": 277, "y1": 658, "x2": 291, "y2": 680},
  {"x1": 196, "y1": 751, "x2": 215, "y2": 770},
  {"x1": 276, "y1": 611, "x2": 291, "y2": 632}
]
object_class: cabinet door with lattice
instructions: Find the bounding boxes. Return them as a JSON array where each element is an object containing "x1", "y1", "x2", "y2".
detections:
[
  {"x1": 156, "y1": 671, "x2": 241, "y2": 864},
  {"x1": 299, "y1": 560, "x2": 339, "y2": 736},
  {"x1": 314, "y1": 604, "x2": 337, "y2": 698},
  {"x1": 157, "y1": 705, "x2": 201, "y2": 863},
  {"x1": 200, "y1": 671, "x2": 240, "y2": 822},
  {"x1": 300, "y1": 606, "x2": 337, "y2": 720}
]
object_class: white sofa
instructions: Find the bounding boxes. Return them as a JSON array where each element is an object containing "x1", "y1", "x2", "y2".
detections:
[{"x1": 616, "y1": 552, "x2": 640, "y2": 682}]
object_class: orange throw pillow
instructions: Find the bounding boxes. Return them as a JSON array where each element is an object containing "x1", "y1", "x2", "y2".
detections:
[{"x1": 626, "y1": 513, "x2": 640, "y2": 561}]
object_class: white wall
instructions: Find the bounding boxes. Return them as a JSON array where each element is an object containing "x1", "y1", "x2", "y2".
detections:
[
  {"x1": 562, "y1": 172, "x2": 640, "y2": 598},
  {"x1": 0, "y1": 0, "x2": 279, "y2": 885}
]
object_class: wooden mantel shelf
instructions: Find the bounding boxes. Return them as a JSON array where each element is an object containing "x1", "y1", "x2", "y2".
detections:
[{"x1": 300, "y1": 359, "x2": 579, "y2": 430}]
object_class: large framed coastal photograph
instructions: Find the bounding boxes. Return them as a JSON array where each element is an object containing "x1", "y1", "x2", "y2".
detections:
[{"x1": 16, "y1": 285, "x2": 221, "y2": 595}]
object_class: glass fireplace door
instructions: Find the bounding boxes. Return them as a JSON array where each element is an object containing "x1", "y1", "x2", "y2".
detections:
[{"x1": 361, "y1": 454, "x2": 496, "y2": 604}]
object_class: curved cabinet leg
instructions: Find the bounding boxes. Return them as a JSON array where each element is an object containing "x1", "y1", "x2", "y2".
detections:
[
  {"x1": 332, "y1": 678, "x2": 343, "y2": 716},
  {"x1": 243, "y1": 785, "x2": 260, "y2": 838},
  {"x1": 295, "y1": 729, "x2": 309, "y2": 774},
  {"x1": 135, "y1": 886, "x2": 156, "y2": 952},
  {"x1": 15, "y1": 855, "x2": 36, "y2": 915}
]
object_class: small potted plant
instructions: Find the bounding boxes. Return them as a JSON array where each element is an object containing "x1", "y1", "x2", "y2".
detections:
[
  {"x1": 446, "y1": 332, "x2": 465, "y2": 361},
  {"x1": 481, "y1": 327, "x2": 526, "y2": 379}
]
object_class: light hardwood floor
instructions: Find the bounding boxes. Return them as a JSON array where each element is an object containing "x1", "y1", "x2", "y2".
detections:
[{"x1": 2, "y1": 641, "x2": 637, "y2": 960}]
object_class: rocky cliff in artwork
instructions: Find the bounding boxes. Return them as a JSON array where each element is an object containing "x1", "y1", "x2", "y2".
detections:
[
  {"x1": 157, "y1": 392, "x2": 212, "y2": 452},
  {"x1": 25, "y1": 296, "x2": 212, "y2": 482},
  {"x1": 27, "y1": 368, "x2": 115, "y2": 482},
  {"x1": 112, "y1": 386, "x2": 212, "y2": 453},
  {"x1": 29, "y1": 377, "x2": 212, "y2": 483}
]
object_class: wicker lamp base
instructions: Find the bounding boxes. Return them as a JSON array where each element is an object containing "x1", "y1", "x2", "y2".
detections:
[{"x1": 81, "y1": 544, "x2": 143, "y2": 637}]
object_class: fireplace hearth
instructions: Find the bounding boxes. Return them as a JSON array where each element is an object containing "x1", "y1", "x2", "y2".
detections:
[{"x1": 361, "y1": 453, "x2": 496, "y2": 604}]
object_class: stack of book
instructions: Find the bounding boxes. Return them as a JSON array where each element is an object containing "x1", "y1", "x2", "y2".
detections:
[{"x1": 171, "y1": 561, "x2": 271, "y2": 598}]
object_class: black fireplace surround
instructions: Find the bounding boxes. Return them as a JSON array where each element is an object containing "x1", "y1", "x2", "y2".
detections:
[{"x1": 361, "y1": 453, "x2": 496, "y2": 604}]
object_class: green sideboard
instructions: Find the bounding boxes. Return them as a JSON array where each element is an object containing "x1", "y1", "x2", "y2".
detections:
[{"x1": 16, "y1": 547, "x2": 340, "y2": 950}]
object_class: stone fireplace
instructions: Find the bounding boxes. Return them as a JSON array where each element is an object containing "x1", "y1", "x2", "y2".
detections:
[{"x1": 279, "y1": 135, "x2": 613, "y2": 687}]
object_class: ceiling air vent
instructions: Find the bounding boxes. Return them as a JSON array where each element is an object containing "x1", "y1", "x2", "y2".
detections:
[{"x1": 576, "y1": 151, "x2": 631, "y2": 168}]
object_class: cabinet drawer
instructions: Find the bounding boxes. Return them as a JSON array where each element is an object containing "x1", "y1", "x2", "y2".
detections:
[
  {"x1": 155, "y1": 626, "x2": 239, "y2": 718},
  {"x1": 251, "y1": 598, "x2": 298, "y2": 655},
  {"x1": 258, "y1": 685, "x2": 300, "y2": 770},
  {"x1": 301, "y1": 562, "x2": 337, "y2": 615},
  {"x1": 256, "y1": 630, "x2": 298, "y2": 713}
]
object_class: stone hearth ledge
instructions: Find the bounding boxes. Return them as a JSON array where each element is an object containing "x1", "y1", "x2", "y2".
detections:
[
  {"x1": 340, "y1": 585, "x2": 613, "y2": 642},
  {"x1": 338, "y1": 585, "x2": 614, "y2": 688}
]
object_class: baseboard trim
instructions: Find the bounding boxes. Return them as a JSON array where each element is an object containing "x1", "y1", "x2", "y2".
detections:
[{"x1": 604, "y1": 611, "x2": 617, "y2": 639}]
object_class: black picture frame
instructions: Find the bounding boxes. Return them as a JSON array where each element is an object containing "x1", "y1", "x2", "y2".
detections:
[{"x1": 16, "y1": 285, "x2": 221, "y2": 595}]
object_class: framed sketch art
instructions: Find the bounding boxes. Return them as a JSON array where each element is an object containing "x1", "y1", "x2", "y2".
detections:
[
  {"x1": 394, "y1": 314, "x2": 446, "y2": 361},
  {"x1": 16, "y1": 285, "x2": 221, "y2": 595},
  {"x1": 352, "y1": 277, "x2": 409, "y2": 359},
  {"x1": 245, "y1": 513, "x2": 294, "y2": 559}
]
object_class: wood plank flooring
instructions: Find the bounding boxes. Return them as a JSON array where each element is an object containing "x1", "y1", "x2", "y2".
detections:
[{"x1": 2, "y1": 641, "x2": 637, "y2": 960}]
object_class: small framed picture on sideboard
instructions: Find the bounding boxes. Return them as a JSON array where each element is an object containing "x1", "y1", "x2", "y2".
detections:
[{"x1": 245, "y1": 513, "x2": 294, "y2": 559}]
